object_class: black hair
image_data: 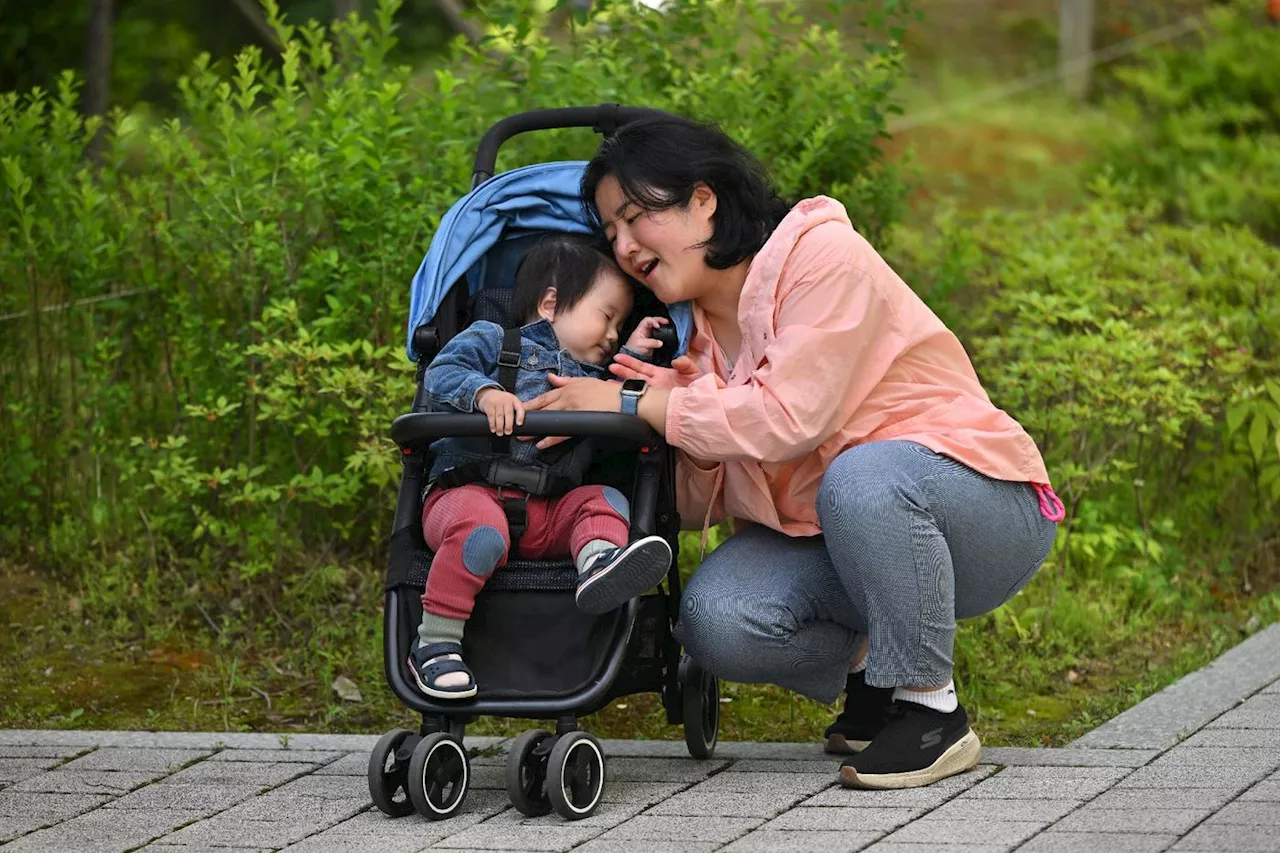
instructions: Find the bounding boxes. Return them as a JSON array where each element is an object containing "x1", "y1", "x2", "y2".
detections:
[
  {"x1": 581, "y1": 115, "x2": 793, "y2": 270},
  {"x1": 509, "y1": 233, "x2": 622, "y2": 325}
]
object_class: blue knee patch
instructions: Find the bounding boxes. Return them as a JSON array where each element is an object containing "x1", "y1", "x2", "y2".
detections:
[
  {"x1": 602, "y1": 487, "x2": 630, "y2": 521},
  {"x1": 461, "y1": 526, "x2": 505, "y2": 577}
]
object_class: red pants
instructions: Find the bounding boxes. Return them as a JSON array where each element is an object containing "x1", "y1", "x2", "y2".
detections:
[{"x1": 421, "y1": 484, "x2": 628, "y2": 621}]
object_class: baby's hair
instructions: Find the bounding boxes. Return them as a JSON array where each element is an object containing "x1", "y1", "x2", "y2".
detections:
[{"x1": 510, "y1": 233, "x2": 622, "y2": 325}]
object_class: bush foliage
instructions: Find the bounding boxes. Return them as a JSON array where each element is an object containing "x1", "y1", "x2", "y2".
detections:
[{"x1": 0, "y1": 0, "x2": 910, "y2": 606}]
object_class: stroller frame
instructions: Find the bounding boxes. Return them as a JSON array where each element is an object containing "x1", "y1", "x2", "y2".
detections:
[{"x1": 369, "y1": 105, "x2": 720, "y2": 824}]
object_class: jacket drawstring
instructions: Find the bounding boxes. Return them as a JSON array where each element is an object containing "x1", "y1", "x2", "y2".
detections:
[
  {"x1": 699, "y1": 464, "x2": 725, "y2": 560},
  {"x1": 1031, "y1": 482, "x2": 1066, "y2": 522}
]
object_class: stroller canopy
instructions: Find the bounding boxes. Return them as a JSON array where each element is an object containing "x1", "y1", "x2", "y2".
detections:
[{"x1": 405, "y1": 161, "x2": 693, "y2": 363}]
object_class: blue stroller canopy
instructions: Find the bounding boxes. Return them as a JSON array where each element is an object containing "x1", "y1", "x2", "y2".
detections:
[{"x1": 405, "y1": 161, "x2": 692, "y2": 363}]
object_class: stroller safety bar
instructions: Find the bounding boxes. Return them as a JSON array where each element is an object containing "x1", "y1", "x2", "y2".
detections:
[{"x1": 391, "y1": 411, "x2": 662, "y2": 449}]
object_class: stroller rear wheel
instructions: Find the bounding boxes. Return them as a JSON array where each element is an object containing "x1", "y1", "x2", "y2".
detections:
[
  {"x1": 506, "y1": 729, "x2": 554, "y2": 816},
  {"x1": 407, "y1": 732, "x2": 470, "y2": 820},
  {"x1": 547, "y1": 731, "x2": 606, "y2": 820},
  {"x1": 367, "y1": 728, "x2": 417, "y2": 817},
  {"x1": 680, "y1": 655, "x2": 720, "y2": 759}
]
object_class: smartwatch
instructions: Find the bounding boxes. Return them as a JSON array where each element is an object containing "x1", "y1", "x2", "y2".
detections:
[{"x1": 620, "y1": 379, "x2": 648, "y2": 416}]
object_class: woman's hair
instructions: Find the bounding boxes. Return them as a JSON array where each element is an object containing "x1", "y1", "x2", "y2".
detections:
[
  {"x1": 581, "y1": 115, "x2": 793, "y2": 270},
  {"x1": 510, "y1": 233, "x2": 621, "y2": 324}
]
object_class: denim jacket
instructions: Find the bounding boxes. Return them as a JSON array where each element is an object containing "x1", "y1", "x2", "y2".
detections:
[{"x1": 425, "y1": 319, "x2": 616, "y2": 487}]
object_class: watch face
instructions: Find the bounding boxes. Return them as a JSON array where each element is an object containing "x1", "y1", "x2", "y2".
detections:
[{"x1": 622, "y1": 379, "x2": 646, "y2": 394}]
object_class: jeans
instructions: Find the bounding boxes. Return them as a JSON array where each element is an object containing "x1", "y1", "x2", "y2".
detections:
[{"x1": 673, "y1": 440, "x2": 1058, "y2": 704}]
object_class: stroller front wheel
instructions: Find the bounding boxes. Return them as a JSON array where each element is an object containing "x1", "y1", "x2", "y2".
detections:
[
  {"x1": 367, "y1": 728, "x2": 417, "y2": 817},
  {"x1": 407, "y1": 732, "x2": 470, "y2": 820},
  {"x1": 547, "y1": 731, "x2": 605, "y2": 820},
  {"x1": 506, "y1": 729, "x2": 554, "y2": 816}
]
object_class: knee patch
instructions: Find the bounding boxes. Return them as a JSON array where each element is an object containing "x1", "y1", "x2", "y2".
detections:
[
  {"x1": 601, "y1": 486, "x2": 630, "y2": 521},
  {"x1": 461, "y1": 526, "x2": 506, "y2": 577}
]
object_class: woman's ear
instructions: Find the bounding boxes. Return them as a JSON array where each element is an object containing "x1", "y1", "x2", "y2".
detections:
[
  {"x1": 691, "y1": 182, "x2": 718, "y2": 219},
  {"x1": 536, "y1": 287, "x2": 558, "y2": 322}
]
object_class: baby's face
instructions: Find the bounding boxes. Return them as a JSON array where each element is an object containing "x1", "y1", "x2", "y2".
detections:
[{"x1": 548, "y1": 270, "x2": 633, "y2": 365}]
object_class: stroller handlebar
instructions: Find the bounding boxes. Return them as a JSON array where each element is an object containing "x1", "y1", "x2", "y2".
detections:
[
  {"x1": 471, "y1": 103, "x2": 674, "y2": 187},
  {"x1": 391, "y1": 411, "x2": 662, "y2": 449}
]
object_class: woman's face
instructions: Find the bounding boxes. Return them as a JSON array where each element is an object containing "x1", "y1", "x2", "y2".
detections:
[{"x1": 594, "y1": 175, "x2": 717, "y2": 305}]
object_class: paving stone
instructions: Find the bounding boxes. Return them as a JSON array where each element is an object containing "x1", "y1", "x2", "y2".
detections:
[
  {"x1": 0, "y1": 790, "x2": 111, "y2": 819},
  {"x1": 103, "y1": 782, "x2": 264, "y2": 814},
  {"x1": 1115, "y1": 764, "x2": 1267, "y2": 789},
  {"x1": 0, "y1": 758, "x2": 61, "y2": 784},
  {"x1": 1087, "y1": 787, "x2": 1236, "y2": 811},
  {"x1": 877, "y1": 818, "x2": 1041, "y2": 847},
  {"x1": 312, "y1": 753, "x2": 369, "y2": 775},
  {"x1": 469, "y1": 763, "x2": 506, "y2": 790},
  {"x1": 218, "y1": 794, "x2": 367, "y2": 823},
  {"x1": 720, "y1": 829, "x2": 884, "y2": 852},
  {"x1": 1203, "y1": 800, "x2": 1280, "y2": 825},
  {"x1": 862, "y1": 844, "x2": 1008, "y2": 853},
  {"x1": 1178, "y1": 729, "x2": 1280, "y2": 748},
  {"x1": 572, "y1": 841, "x2": 718, "y2": 853},
  {"x1": 139, "y1": 846, "x2": 275, "y2": 852},
  {"x1": 1239, "y1": 780, "x2": 1280, "y2": 801},
  {"x1": 161, "y1": 816, "x2": 337, "y2": 848},
  {"x1": 992, "y1": 766, "x2": 1130, "y2": 781},
  {"x1": 0, "y1": 815, "x2": 47, "y2": 844},
  {"x1": 712, "y1": 742, "x2": 832, "y2": 761},
  {"x1": 1147, "y1": 747, "x2": 1280, "y2": 770},
  {"x1": 428, "y1": 822, "x2": 600, "y2": 851},
  {"x1": 980, "y1": 747, "x2": 1155, "y2": 767},
  {"x1": 803, "y1": 768, "x2": 994, "y2": 809},
  {"x1": 208, "y1": 749, "x2": 347, "y2": 764},
  {"x1": 9, "y1": 769, "x2": 163, "y2": 795},
  {"x1": 1018, "y1": 832, "x2": 1178, "y2": 853},
  {"x1": 1072, "y1": 622, "x2": 1280, "y2": 750},
  {"x1": 1048, "y1": 806, "x2": 1205, "y2": 834},
  {"x1": 1236, "y1": 693, "x2": 1280, "y2": 711},
  {"x1": 0, "y1": 806, "x2": 206, "y2": 853},
  {"x1": 647, "y1": 789, "x2": 808, "y2": 818},
  {"x1": 590, "y1": 815, "x2": 763, "y2": 842},
  {"x1": 724, "y1": 759, "x2": 841, "y2": 774},
  {"x1": 604, "y1": 757, "x2": 728, "y2": 783},
  {"x1": 0, "y1": 746, "x2": 90, "y2": 760},
  {"x1": 959, "y1": 775, "x2": 1119, "y2": 800},
  {"x1": 596, "y1": 739, "x2": 710, "y2": 758},
  {"x1": 168, "y1": 760, "x2": 316, "y2": 786},
  {"x1": 272, "y1": 774, "x2": 369, "y2": 800},
  {"x1": 928, "y1": 797, "x2": 1081, "y2": 822},
  {"x1": 1172, "y1": 823, "x2": 1280, "y2": 850},
  {"x1": 295, "y1": 806, "x2": 485, "y2": 844},
  {"x1": 479, "y1": 800, "x2": 644, "y2": 830},
  {"x1": 1207, "y1": 709, "x2": 1280, "y2": 729},
  {"x1": 600, "y1": 780, "x2": 688, "y2": 805},
  {"x1": 691, "y1": 771, "x2": 833, "y2": 795},
  {"x1": 61, "y1": 747, "x2": 212, "y2": 773},
  {"x1": 762, "y1": 806, "x2": 921, "y2": 832}
]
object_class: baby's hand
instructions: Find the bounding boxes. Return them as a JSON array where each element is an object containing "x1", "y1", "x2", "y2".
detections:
[
  {"x1": 476, "y1": 388, "x2": 525, "y2": 436},
  {"x1": 622, "y1": 316, "x2": 671, "y2": 356}
]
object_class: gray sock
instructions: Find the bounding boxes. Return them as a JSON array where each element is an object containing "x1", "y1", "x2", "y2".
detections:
[
  {"x1": 419, "y1": 612, "x2": 466, "y2": 647},
  {"x1": 575, "y1": 538, "x2": 616, "y2": 574}
]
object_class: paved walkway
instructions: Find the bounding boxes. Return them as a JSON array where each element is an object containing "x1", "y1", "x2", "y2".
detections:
[{"x1": 6, "y1": 624, "x2": 1280, "y2": 853}]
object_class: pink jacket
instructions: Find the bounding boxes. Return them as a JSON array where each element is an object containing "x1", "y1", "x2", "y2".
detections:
[{"x1": 665, "y1": 196, "x2": 1061, "y2": 537}]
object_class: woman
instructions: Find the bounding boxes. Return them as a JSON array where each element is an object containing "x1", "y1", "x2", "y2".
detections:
[{"x1": 525, "y1": 115, "x2": 1062, "y2": 789}]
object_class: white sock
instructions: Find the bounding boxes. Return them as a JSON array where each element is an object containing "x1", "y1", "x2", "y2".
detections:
[
  {"x1": 849, "y1": 659, "x2": 867, "y2": 674},
  {"x1": 575, "y1": 539, "x2": 615, "y2": 574},
  {"x1": 894, "y1": 681, "x2": 958, "y2": 713}
]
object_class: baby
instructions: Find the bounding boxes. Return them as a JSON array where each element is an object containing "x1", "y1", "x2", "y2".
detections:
[{"x1": 409, "y1": 234, "x2": 673, "y2": 699}]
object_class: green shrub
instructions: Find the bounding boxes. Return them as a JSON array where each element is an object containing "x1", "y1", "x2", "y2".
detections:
[
  {"x1": 905, "y1": 189, "x2": 1280, "y2": 644},
  {"x1": 1100, "y1": 0, "x2": 1280, "y2": 241},
  {"x1": 0, "y1": 0, "x2": 910, "y2": 608}
]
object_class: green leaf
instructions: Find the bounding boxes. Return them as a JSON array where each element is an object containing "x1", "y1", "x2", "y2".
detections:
[
  {"x1": 1249, "y1": 412, "x2": 1268, "y2": 462},
  {"x1": 1225, "y1": 403, "x2": 1250, "y2": 437}
]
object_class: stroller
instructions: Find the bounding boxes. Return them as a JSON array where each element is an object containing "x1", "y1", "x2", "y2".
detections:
[{"x1": 367, "y1": 105, "x2": 720, "y2": 824}]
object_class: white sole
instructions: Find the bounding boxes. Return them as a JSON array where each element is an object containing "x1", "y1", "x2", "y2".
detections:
[
  {"x1": 576, "y1": 537, "x2": 672, "y2": 615},
  {"x1": 839, "y1": 729, "x2": 981, "y2": 789}
]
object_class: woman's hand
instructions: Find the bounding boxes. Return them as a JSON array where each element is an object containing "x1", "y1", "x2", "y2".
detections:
[
  {"x1": 522, "y1": 374, "x2": 622, "y2": 450},
  {"x1": 609, "y1": 352, "x2": 701, "y2": 388}
]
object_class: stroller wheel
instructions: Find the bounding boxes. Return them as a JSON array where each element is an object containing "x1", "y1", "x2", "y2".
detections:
[
  {"x1": 407, "y1": 732, "x2": 470, "y2": 820},
  {"x1": 506, "y1": 729, "x2": 553, "y2": 817},
  {"x1": 368, "y1": 729, "x2": 417, "y2": 817},
  {"x1": 680, "y1": 656, "x2": 720, "y2": 759},
  {"x1": 547, "y1": 731, "x2": 606, "y2": 820}
]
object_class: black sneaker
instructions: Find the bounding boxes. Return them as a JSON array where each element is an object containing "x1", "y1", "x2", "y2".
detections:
[
  {"x1": 824, "y1": 670, "x2": 895, "y2": 754},
  {"x1": 838, "y1": 700, "x2": 980, "y2": 789},
  {"x1": 575, "y1": 535, "x2": 672, "y2": 615}
]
